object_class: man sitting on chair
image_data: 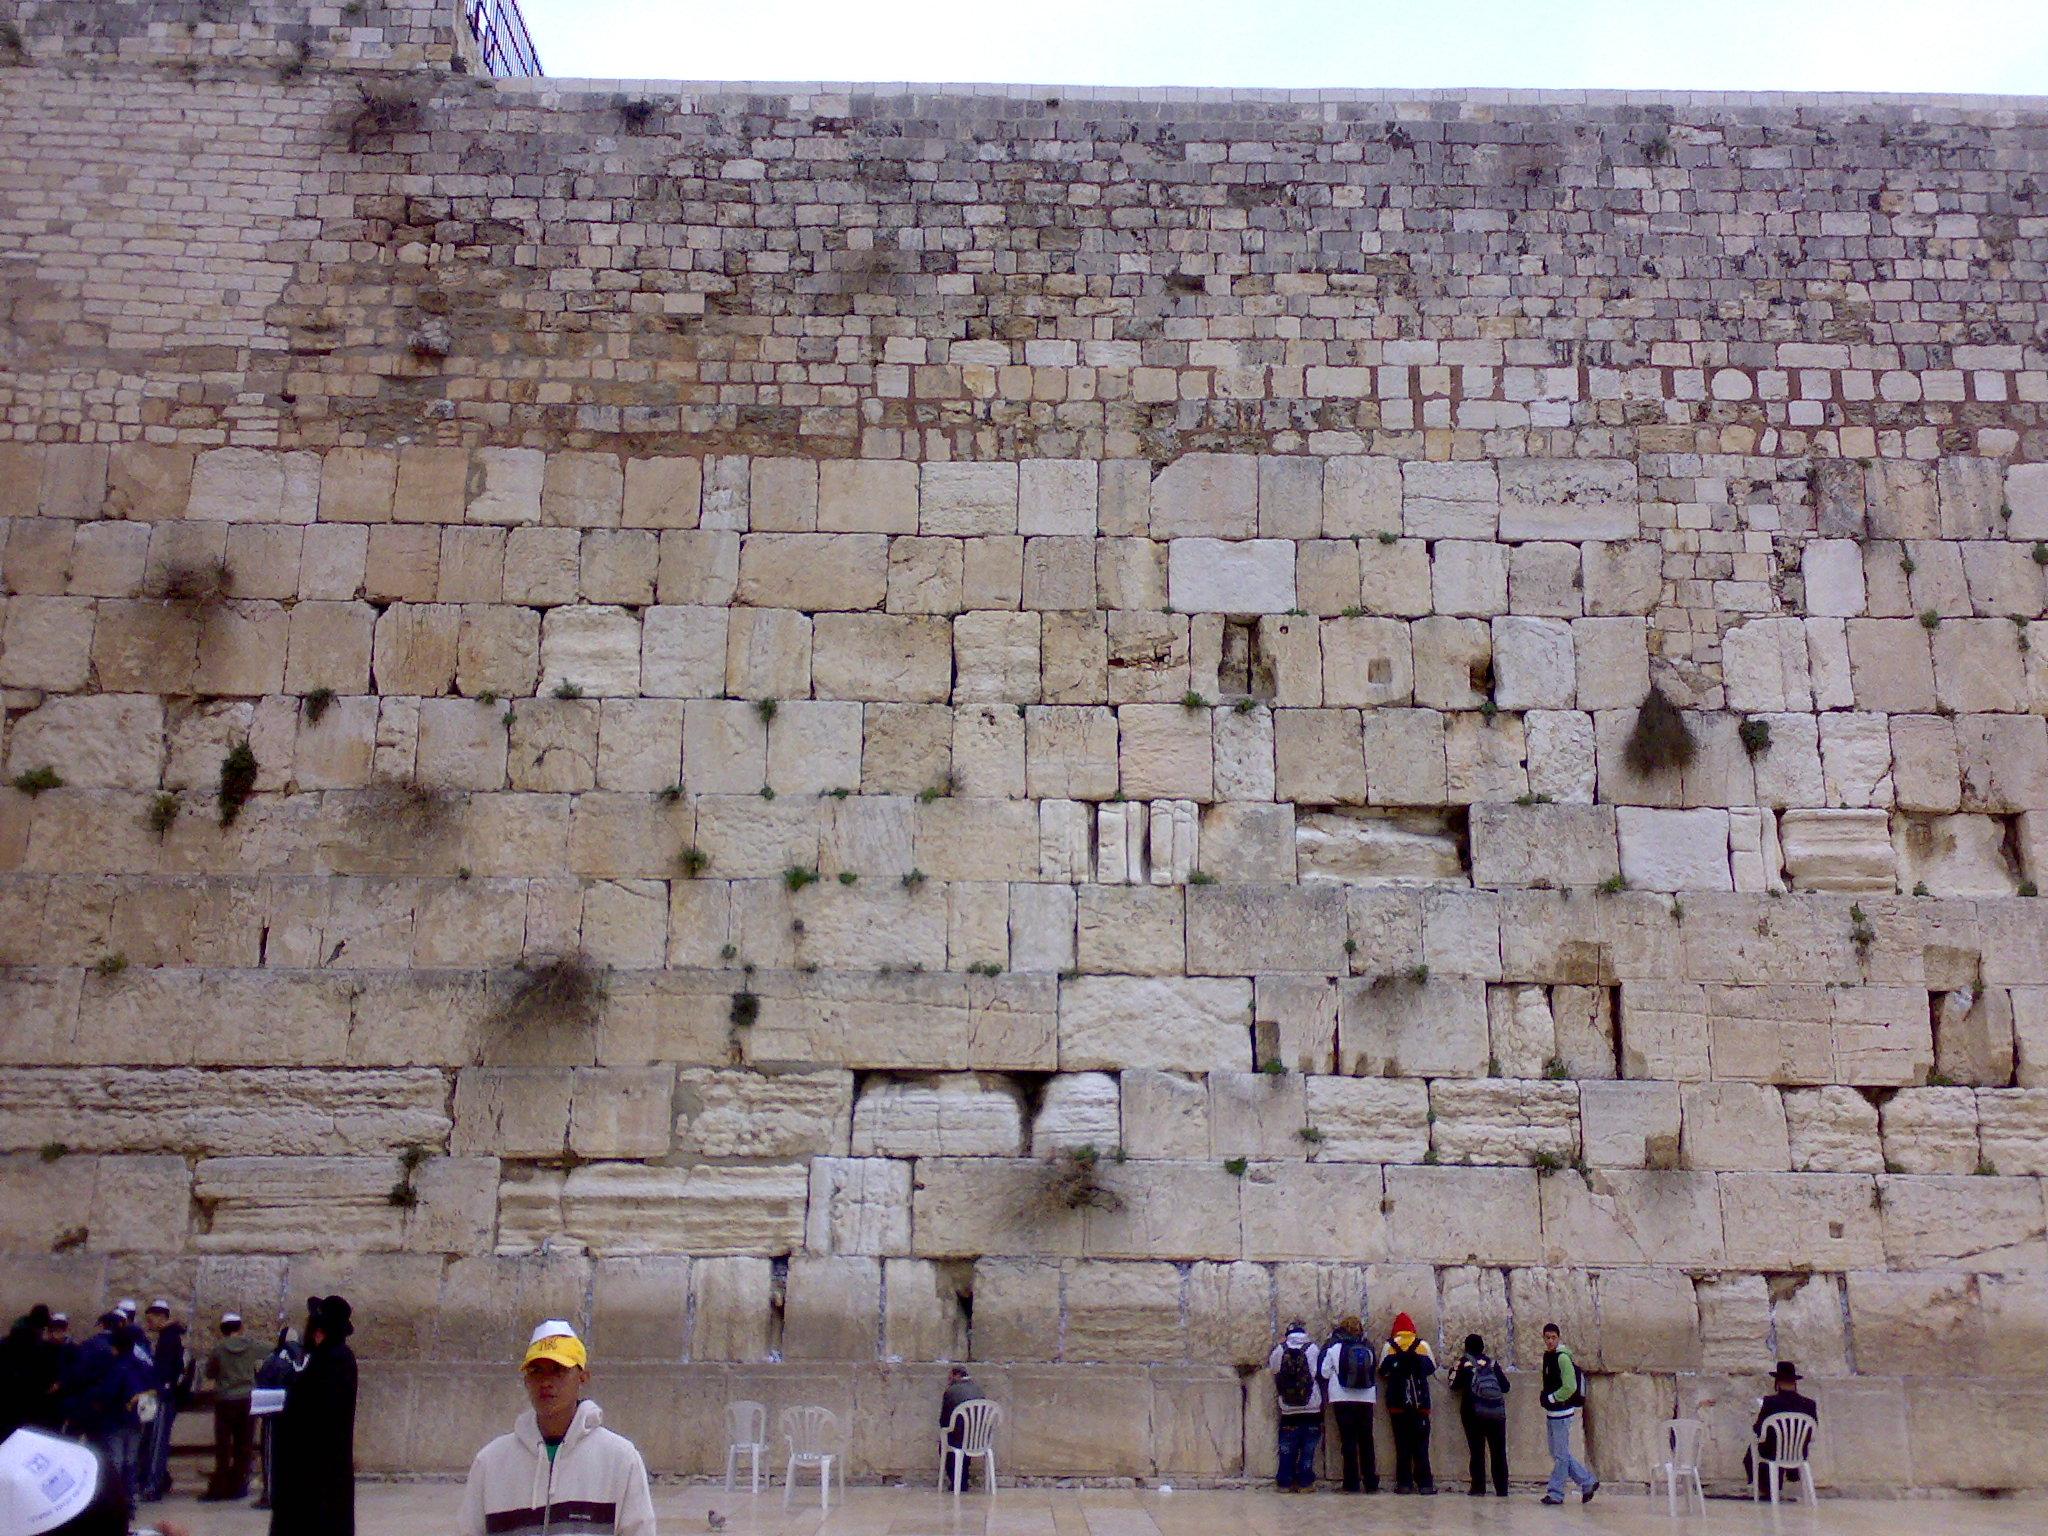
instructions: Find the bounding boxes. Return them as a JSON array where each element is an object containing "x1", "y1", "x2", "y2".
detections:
[
  {"x1": 941, "y1": 1366, "x2": 986, "y2": 1450},
  {"x1": 1745, "y1": 1361, "x2": 1818, "y2": 1487}
]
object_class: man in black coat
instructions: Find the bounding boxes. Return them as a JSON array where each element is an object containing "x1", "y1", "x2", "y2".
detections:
[
  {"x1": 1745, "y1": 1361, "x2": 1819, "y2": 1488},
  {"x1": 269, "y1": 1296, "x2": 357, "y2": 1536}
]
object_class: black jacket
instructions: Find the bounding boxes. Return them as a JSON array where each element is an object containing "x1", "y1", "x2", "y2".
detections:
[
  {"x1": 1378, "y1": 1340, "x2": 1436, "y2": 1414},
  {"x1": 269, "y1": 1339, "x2": 356, "y2": 1536},
  {"x1": 1450, "y1": 1354, "x2": 1509, "y2": 1416},
  {"x1": 1540, "y1": 1348, "x2": 1585, "y2": 1414},
  {"x1": 1753, "y1": 1387, "x2": 1818, "y2": 1452}
]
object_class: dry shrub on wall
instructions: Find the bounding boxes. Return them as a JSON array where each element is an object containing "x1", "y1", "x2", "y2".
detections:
[
  {"x1": 352, "y1": 776, "x2": 459, "y2": 844},
  {"x1": 489, "y1": 953, "x2": 608, "y2": 1044},
  {"x1": 155, "y1": 557, "x2": 234, "y2": 609},
  {"x1": 346, "y1": 79, "x2": 431, "y2": 150},
  {"x1": 1035, "y1": 1144, "x2": 1125, "y2": 1215},
  {"x1": 1624, "y1": 684, "x2": 1697, "y2": 776}
]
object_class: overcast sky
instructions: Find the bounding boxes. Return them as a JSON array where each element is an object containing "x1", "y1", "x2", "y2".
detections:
[{"x1": 512, "y1": 0, "x2": 2048, "y2": 93}]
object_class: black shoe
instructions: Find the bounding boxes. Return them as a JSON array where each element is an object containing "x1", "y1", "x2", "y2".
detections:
[
  {"x1": 1582, "y1": 1481, "x2": 1599, "y2": 1504},
  {"x1": 1541, "y1": 1495, "x2": 1565, "y2": 1505},
  {"x1": 1419, "y1": 1485, "x2": 1438, "y2": 1496},
  {"x1": 1469, "y1": 1488, "x2": 1487, "y2": 1497},
  {"x1": 1495, "y1": 1489, "x2": 1510, "y2": 1497},
  {"x1": 1394, "y1": 1484, "x2": 1413, "y2": 1495}
]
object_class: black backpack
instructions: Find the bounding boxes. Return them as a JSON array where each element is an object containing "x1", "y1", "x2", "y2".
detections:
[
  {"x1": 1335, "y1": 1338, "x2": 1375, "y2": 1391},
  {"x1": 1467, "y1": 1359, "x2": 1507, "y2": 1421},
  {"x1": 1275, "y1": 1342, "x2": 1316, "y2": 1409}
]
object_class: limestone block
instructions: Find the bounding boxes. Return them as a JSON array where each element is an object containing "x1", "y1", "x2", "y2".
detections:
[
  {"x1": 1712, "y1": 1172, "x2": 1880, "y2": 1270},
  {"x1": 1041, "y1": 611, "x2": 1107, "y2": 703},
  {"x1": 1802, "y1": 539, "x2": 1867, "y2": 616},
  {"x1": 1338, "y1": 976, "x2": 1487, "y2": 1077},
  {"x1": 617, "y1": 457, "x2": 701, "y2": 530},
  {"x1": 1444, "y1": 712, "x2": 1528, "y2": 805},
  {"x1": 920, "y1": 462, "x2": 1017, "y2": 536},
  {"x1": 1402, "y1": 459, "x2": 1498, "y2": 539},
  {"x1": 1296, "y1": 809, "x2": 1462, "y2": 885},
  {"x1": 463, "y1": 448, "x2": 543, "y2": 527},
  {"x1": 1679, "y1": 1082, "x2": 1790, "y2": 1172},
  {"x1": 1426, "y1": 540, "x2": 1504, "y2": 617},
  {"x1": 1059, "y1": 1261, "x2": 1183, "y2": 1362},
  {"x1": 104, "y1": 443, "x2": 194, "y2": 521},
  {"x1": 508, "y1": 699, "x2": 598, "y2": 792},
  {"x1": 1469, "y1": 802, "x2": 1618, "y2": 889},
  {"x1": 1359, "y1": 710, "x2": 1443, "y2": 810},
  {"x1": 1206, "y1": 1069, "x2": 1305, "y2": 1158},
  {"x1": 1879, "y1": 1173, "x2": 2048, "y2": 1271},
  {"x1": 1151, "y1": 454, "x2": 1256, "y2": 538},
  {"x1": 1956, "y1": 714, "x2": 2048, "y2": 813},
  {"x1": 5, "y1": 694, "x2": 163, "y2": 789},
  {"x1": 809, "y1": 459, "x2": 913, "y2": 534},
  {"x1": 961, "y1": 537, "x2": 1021, "y2": 610},
  {"x1": 551, "y1": 1163, "x2": 806, "y2": 1257},
  {"x1": 188, "y1": 448, "x2": 318, "y2": 524},
  {"x1": 566, "y1": 1065, "x2": 673, "y2": 1159},
  {"x1": 1034, "y1": 798, "x2": 1090, "y2": 883},
  {"x1": 0, "y1": 596, "x2": 93, "y2": 690},
  {"x1": 1117, "y1": 703, "x2": 1213, "y2": 800},
  {"x1": 1780, "y1": 809, "x2": 1896, "y2": 892},
  {"x1": 1318, "y1": 456, "x2": 1401, "y2": 538},
  {"x1": 781, "y1": 1256, "x2": 881, "y2": 1360},
  {"x1": 1021, "y1": 535, "x2": 1096, "y2": 611},
  {"x1": 1303, "y1": 1075, "x2": 1428, "y2": 1162},
  {"x1": 681, "y1": 700, "x2": 765, "y2": 794},
  {"x1": 1430, "y1": 1079, "x2": 1578, "y2": 1166},
  {"x1": 1252, "y1": 975, "x2": 1337, "y2": 1074},
  {"x1": 1004, "y1": 884, "x2": 1074, "y2": 978},
  {"x1": 1890, "y1": 716, "x2": 1961, "y2": 813},
  {"x1": 766, "y1": 702, "x2": 862, "y2": 796},
  {"x1": 914, "y1": 798, "x2": 1039, "y2": 881},
  {"x1": 1105, "y1": 611, "x2": 1188, "y2": 703},
  {"x1": 805, "y1": 1158, "x2": 911, "y2": 1256},
  {"x1": 1723, "y1": 618, "x2": 1814, "y2": 712},
  {"x1": 1932, "y1": 619, "x2": 2025, "y2": 713},
  {"x1": 738, "y1": 532, "x2": 885, "y2": 611},
  {"x1": 686, "y1": 1256, "x2": 774, "y2": 1360},
  {"x1": 1934, "y1": 985, "x2": 2016, "y2": 1086},
  {"x1": 1525, "y1": 710, "x2": 1596, "y2": 804},
  {"x1": 1784, "y1": 1086, "x2": 1883, "y2": 1172},
  {"x1": 1242, "y1": 1163, "x2": 1385, "y2": 1262},
  {"x1": 1186, "y1": 884, "x2": 1345, "y2": 975},
  {"x1": 1166, "y1": 538, "x2": 1295, "y2": 614},
  {"x1": 1505, "y1": 541, "x2": 1582, "y2": 618},
  {"x1": 910, "y1": 1158, "x2": 1086, "y2": 1259},
  {"x1": 1487, "y1": 983, "x2": 1556, "y2": 1078},
  {"x1": 884, "y1": 538, "x2": 962, "y2": 616},
  {"x1": 1833, "y1": 985, "x2": 1935, "y2": 1088},
  {"x1": 1497, "y1": 458, "x2": 1638, "y2": 541},
  {"x1": 856, "y1": 702, "x2": 947, "y2": 795},
  {"x1": 1028, "y1": 1073, "x2": 1120, "y2": 1158},
  {"x1": 1059, "y1": 976, "x2": 1250, "y2": 1072},
  {"x1": 1272, "y1": 708, "x2": 1364, "y2": 803},
  {"x1": 1357, "y1": 537, "x2": 1432, "y2": 616},
  {"x1": 953, "y1": 611, "x2": 1040, "y2": 703},
  {"x1": 653, "y1": 530, "x2": 738, "y2": 607},
  {"x1": 1880, "y1": 1087, "x2": 1980, "y2": 1174},
  {"x1": 1572, "y1": 617, "x2": 1649, "y2": 710},
  {"x1": 1895, "y1": 814, "x2": 2017, "y2": 897},
  {"x1": 1319, "y1": 616, "x2": 1413, "y2": 708},
  {"x1": 720, "y1": 607, "x2": 808, "y2": 700},
  {"x1": 812, "y1": 614, "x2": 951, "y2": 702},
  {"x1": 739, "y1": 458, "x2": 812, "y2": 534},
  {"x1": 1491, "y1": 617, "x2": 1575, "y2": 709},
  {"x1": 1411, "y1": 616, "x2": 1492, "y2": 709},
  {"x1": 851, "y1": 1074, "x2": 1026, "y2": 1157},
  {"x1": 1541, "y1": 1169, "x2": 1725, "y2": 1267},
  {"x1": 1383, "y1": 1165, "x2": 1541, "y2": 1264},
  {"x1": 1147, "y1": 798, "x2": 1199, "y2": 885},
  {"x1": 1580, "y1": 1081, "x2": 1680, "y2": 1169},
  {"x1": 536, "y1": 453, "x2": 622, "y2": 529},
  {"x1": 453, "y1": 606, "x2": 539, "y2": 700},
  {"x1": 283, "y1": 600, "x2": 375, "y2": 694},
  {"x1": 1076, "y1": 885, "x2": 1184, "y2": 976},
  {"x1": 1615, "y1": 806, "x2": 1731, "y2": 892},
  {"x1": 1120, "y1": 1071, "x2": 1208, "y2": 1160},
  {"x1": 194, "y1": 1155, "x2": 422, "y2": 1252},
  {"x1": 1976, "y1": 1089, "x2": 2048, "y2": 1175}
]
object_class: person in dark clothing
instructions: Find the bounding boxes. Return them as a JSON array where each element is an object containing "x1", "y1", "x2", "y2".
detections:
[
  {"x1": 268, "y1": 1295, "x2": 357, "y2": 1536},
  {"x1": 252, "y1": 1322, "x2": 304, "y2": 1511},
  {"x1": 940, "y1": 1366, "x2": 986, "y2": 1450},
  {"x1": 1744, "y1": 1361, "x2": 1819, "y2": 1488},
  {"x1": 1377, "y1": 1311, "x2": 1437, "y2": 1495},
  {"x1": 59, "y1": 1316, "x2": 152, "y2": 1523},
  {"x1": 137, "y1": 1301, "x2": 187, "y2": 1502},
  {"x1": 1449, "y1": 1332, "x2": 1511, "y2": 1497},
  {"x1": 1, "y1": 1305, "x2": 60, "y2": 1439},
  {"x1": 1319, "y1": 1314, "x2": 1379, "y2": 1494},
  {"x1": 199, "y1": 1312, "x2": 261, "y2": 1502}
]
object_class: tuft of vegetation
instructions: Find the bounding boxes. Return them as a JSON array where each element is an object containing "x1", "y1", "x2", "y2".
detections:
[
  {"x1": 676, "y1": 846, "x2": 709, "y2": 878},
  {"x1": 1188, "y1": 870, "x2": 1215, "y2": 885},
  {"x1": 1223, "y1": 1156, "x2": 1250, "y2": 1178},
  {"x1": 1422, "y1": 1147, "x2": 1440, "y2": 1166},
  {"x1": 1642, "y1": 132, "x2": 1673, "y2": 163},
  {"x1": 302, "y1": 687, "x2": 336, "y2": 724},
  {"x1": 1232, "y1": 697, "x2": 1258, "y2": 713},
  {"x1": 493, "y1": 953, "x2": 607, "y2": 1037},
  {"x1": 718, "y1": 943, "x2": 738, "y2": 961},
  {"x1": 1532, "y1": 1149, "x2": 1568, "y2": 1175},
  {"x1": 11, "y1": 766, "x2": 62, "y2": 797},
  {"x1": 658, "y1": 783, "x2": 684, "y2": 804},
  {"x1": 387, "y1": 1144, "x2": 430, "y2": 1209},
  {"x1": 0, "y1": 20, "x2": 26, "y2": 62},
  {"x1": 217, "y1": 742, "x2": 258, "y2": 826},
  {"x1": 146, "y1": 792, "x2": 180, "y2": 836},
  {"x1": 783, "y1": 865, "x2": 820, "y2": 892},
  {"x1": 901, "y1": 868, "x2": 927, "y2": 890},
  {"x1": 1182, "y1": 691, "x2": 1210, "y2": 710},
  {"x1": 357, "y1": 776, "x2": 457, "y2": 841},
  {"x1": 1038, "y1": 1145, "x2": 1124, "y2": 1213},
  {"x1": 758, "y1": 785, "x2": 776, "y2": 800},
  {"x1": 38, "y1": 1141, "x2": 68, "y2": 1163},
  {"x1": 552, "y1": 680, "x2": 584, "y2": 699},
  {"x1": 2023, "y1": 881, "x2": 2041, "y2": 899},
  {"x1": 1899, "y1": 553, "x2": 1917, "y2": 577},
  {"x1": 156, "y1": 558, "x2": 234, "y2": 609},
  {"x1": 276, "y1": 38, "x2": 312, "y2": 81},
  {"x1": 1739, "y1": 716, "x2": 1773, "y2": 757},
  {"x1": 917, "y1": 773, "x2": 957, "y2": 804},
  {"x1": 348, "y1": 79, "x2": 430, "y2": 151},
  {"x1": 1343, "y1": 938, "x2": 1358, "y2": 955},
  {"x1": 1259, "y1": 1058, "x2": 1287, "y2": 1077},
  {"x1": 1624, "y1": 684, "x2": 1697, "y2": 776},
  {"x1": 1919, "y1": 609, "x2": 1942, "y2": 631},
  {"x1": 1597, "y1": 873, "x2": 1628, "y2": 896},
  {"x1": 966, "y1": 961, "x2": 1004, "y2": 977},
  {"x1": 52, "y1": 1227, "x2": 88, "y2": 1253},
  {"x1": 92, "y1": 954, "x2": 127, "y2": 978},
  {"x1": 1977, "y1": 1156, "x2": 2000, "y2": 1177},
  {"x1": 729, "y1": 990, "x2": 760, "y2": 1027},
  {"x1": 1298, "y1": 1126, "x2": 1326, "y2": 1145},
  {"x1": 1913, "y1": 881, "x2": 1930, "y2": 897},
  {"x1": 755, "y1": 697, "x2": 778, "y2": 723},
  {"x1": 1407, "y1": 963, "x2": 1430, "y2": 985},
  {"x1": 1849, "y1": 902, "x2": 1876, "y2": 951},
  {"x1": 837, "y1": 870, "x2": 858, "y2": 886},
  {"x1": 1377, "y1": 530, "x2": 1399, "y2": 545},
  {"x1": 612, "y1": 94, "x2": 658, "y2": 131},
  {"x1": 2034, "y1": 543, "x2": 2048, "y2": 567},
  {"x1": 1543, "y1": 1055, "x2": 1571, "y2": 1081}
]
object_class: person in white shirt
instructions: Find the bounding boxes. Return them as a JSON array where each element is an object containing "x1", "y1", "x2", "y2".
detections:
[
  {"x1": 1320, "y1": 1314, "x2": 1379, "y2": 1493},
  {"x1": 456, "y1": 1322, "x2": 655, "y2": 1536}
]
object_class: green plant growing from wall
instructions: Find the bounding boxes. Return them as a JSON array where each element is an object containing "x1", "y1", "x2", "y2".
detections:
[
  {"x1": 1624, "y1": 684, "x2": 1696, "y2": 775},
  {"x1": 217, "y1": 743, "x2": 258, "y2": 826}
]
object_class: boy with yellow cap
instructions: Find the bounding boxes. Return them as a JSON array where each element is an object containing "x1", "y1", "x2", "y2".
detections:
[{"x1": 456, "y1": 1321, "x2": 656, "y2": 1536}]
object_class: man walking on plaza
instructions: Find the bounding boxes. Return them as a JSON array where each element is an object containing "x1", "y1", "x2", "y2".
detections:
[
  {"x1": 1538, "y1": 1322, "x2": 1598, "y2": 1505},
  {"x1": 458, "y1": 1321, "x2": 655, "y2": 1536}
]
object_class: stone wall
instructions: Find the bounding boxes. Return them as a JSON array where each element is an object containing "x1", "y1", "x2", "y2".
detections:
[{"x1": 2, "y1": 1, "x2": 2048, "y2": 1491}]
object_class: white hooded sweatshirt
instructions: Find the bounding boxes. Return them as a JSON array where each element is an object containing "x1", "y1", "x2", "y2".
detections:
[{"x1": 457, "y1": 1398, "x2": 656, "y2": 1536}]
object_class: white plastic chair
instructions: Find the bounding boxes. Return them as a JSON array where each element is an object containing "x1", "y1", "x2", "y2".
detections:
[
  {"x1": 724, "y1": 1400, "x2": 767, "y2": 1494},
  {"x1": 1751, "y1": 1411, "x2": 1817, "y2": 1506},
  {"x1": 1657, "y1": 1418, "x2": 1706, "y2": 1516},
  {"x1": 780, "y1": 1404, "x2": 844, "y2": 1511},
  {"x1": 939, "y1": 1399, "x2": 1002, "y2": 1492}
]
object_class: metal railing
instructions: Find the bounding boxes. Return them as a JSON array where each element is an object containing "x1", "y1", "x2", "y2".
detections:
[{"x1": 464, "y1": 0, "x2": 543, "y2": 78}]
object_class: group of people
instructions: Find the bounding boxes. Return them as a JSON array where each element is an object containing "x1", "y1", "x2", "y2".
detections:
[
  {"x1": 0, "y1": 1294, "x2": 359, "y2": 1536},
  {"x1": 1268, "y1": 1314, "x2": 1600, "y2": 1503}
]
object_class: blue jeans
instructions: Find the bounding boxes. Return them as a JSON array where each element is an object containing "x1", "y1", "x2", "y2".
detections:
[
  {"x1": 140, "y1": 1394, "x2": 178, "y2": 1498},
  {"x1": 1545, "y1": 1413, "x2": 1597, "y2": 1498},
  {"x1": 1277, "y1": 1416, "x2": 1322, "y2": 1489},
  {"x1": 93, "y1": 1422, "x2": 143, "y2": 1509}
]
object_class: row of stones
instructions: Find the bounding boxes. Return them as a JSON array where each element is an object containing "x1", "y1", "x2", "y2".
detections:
[{"x1": 7, "y1": 1055, "x2": 2042, "y2": 1176}]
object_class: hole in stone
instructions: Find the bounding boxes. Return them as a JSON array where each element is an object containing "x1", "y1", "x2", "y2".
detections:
[{"x1": 1220, "y1": 617, "x2": 1274, "y2": 702}]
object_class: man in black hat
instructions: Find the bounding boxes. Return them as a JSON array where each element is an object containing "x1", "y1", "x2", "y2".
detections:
[{"x1": 1745, "y1": 1361, "x2": 1818, "y2": 1488}]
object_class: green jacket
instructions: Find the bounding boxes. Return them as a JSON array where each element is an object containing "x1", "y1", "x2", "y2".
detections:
[{"x1": 209, "y1": 1333, "x2": 262, "y2": 1401}]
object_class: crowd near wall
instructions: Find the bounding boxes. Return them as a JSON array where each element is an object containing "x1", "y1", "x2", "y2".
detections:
[{"x1": 4, "y1": 0, "x2": 2048, "y2": 1492}]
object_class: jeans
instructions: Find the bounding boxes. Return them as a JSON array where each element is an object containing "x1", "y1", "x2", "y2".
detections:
[
  {"x1": 1390, "y1": 1411, "x2": 1433, "y2": 1491},
  {"x1": 1330, "y1": 1402, "x2": 1378, "y2": 1491},
  {"x1": 140, "y1": 1394, "x2": 178, "y2": 1499},
  {"x1": 1276, "y1": 1416, "x2": 1322, "y2": 1490},
  {"x1": 93, "y1": 1423, "x2": 142, "y2": 1511},
  {"x1": 1545, "y1": 1412, "x2": 1597, "y2": 1498},
  {"x1": 1464, "y1": 1411, "x2": 1508, "y2": 1494}
]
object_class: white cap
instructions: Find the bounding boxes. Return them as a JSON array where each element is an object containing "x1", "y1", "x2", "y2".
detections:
[
  {"x1": 221, "y1": 1312, "x2": 242, "y2": 1325},
  {"x1": 529, "y1": 1319, "x2": 578, "y2": 1345},
  {"x1": 0, "y1": 1428, "x2": 100, "y2": 1535},
  {"x1": 46, "y1": 1314, "x2": 65, "y2": 1327},
  {"x1": 115, "y1": 1299, "x2": 137, "y2": 1316},
  {"x1": 148, "y1": 1299, "x2": 172, "y2": 1314}
]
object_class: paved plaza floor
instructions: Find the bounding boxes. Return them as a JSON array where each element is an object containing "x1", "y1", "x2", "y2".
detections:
[{"x1": 147, "y1": 1482, "x2": 2048, "y2": 1536}]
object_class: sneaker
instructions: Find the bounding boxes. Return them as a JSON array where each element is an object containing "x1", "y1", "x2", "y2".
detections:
[
  {"x1": 1419, "y1": 1485, "x2": 1438, "y2": 1496},
  {"x1": 1582, "y1": 1481, "x2": 1600, "y2": 1504},
  {"x1": 1541, "y1": 1495, "x2": 1565, "y2": 1505}
]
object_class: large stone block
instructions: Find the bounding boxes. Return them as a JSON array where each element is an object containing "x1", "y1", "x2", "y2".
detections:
[
  {"x1": 1497, "y1": 458, "x2": 1638, "y2": 541},
  {"x1": 1431, "y1": 1078, "x2": 1579, "y2": 1166},
  {"x1": 1058, "y1": 977, "x2": 1250, "y2": 1072},
  {"x1": 1338, "y1": 976, "x2": 1488, "y2": 1077},
  {"x1": 1150, "y1": 454, "x2": 1257, "y2": 538},
  {"x1": 850, "y1": 1073, "x2": 1026, "y2": 1157},
  {"x1": 1469, "y1": 803, "x2": 1618, "y2": 888}
]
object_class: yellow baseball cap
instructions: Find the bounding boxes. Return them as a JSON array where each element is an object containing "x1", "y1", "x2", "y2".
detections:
[{"x1": 521, "y1": 1320, "x2": 588, "y2": 1371}]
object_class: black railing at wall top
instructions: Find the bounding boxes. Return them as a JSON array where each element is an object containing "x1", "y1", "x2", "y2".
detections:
[{"x1": 465, "y1": 0, "x2": 544, "y2": 78}]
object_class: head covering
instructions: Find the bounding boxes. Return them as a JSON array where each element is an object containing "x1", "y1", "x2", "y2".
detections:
[
  {"x1": 1464, "y1": 1333, "x2": 1486, "y2": 1355},
  {"x1": 221, "y1": 1311, "x2": 241, "y2": 1325},
  {"x1": 146, "y1": 1300, "x2": 171, "y2": 1316},
  {"x1": 1391, "y1": 1311, "x2": 1417, "y2": 1346},
  {"x1": 521, "y1": 1320, "x2": 587, "y2": 1372},
  {"x1": 114, "y1": 1301, "x2": 136, "y2": 1319},
  {"x1": 309, "y1": 1296, "x2": 354, "y2": 1342},
  {"x1": 0, "y1": 1428, "x2": 99, "y2": 1535},
  {"x1": 1773, "y1": 1361, "x2": 1801, "y2": 1382},
  {"x1": 46, "y1": 1314, "x2": 65, "y2": 1329}
]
